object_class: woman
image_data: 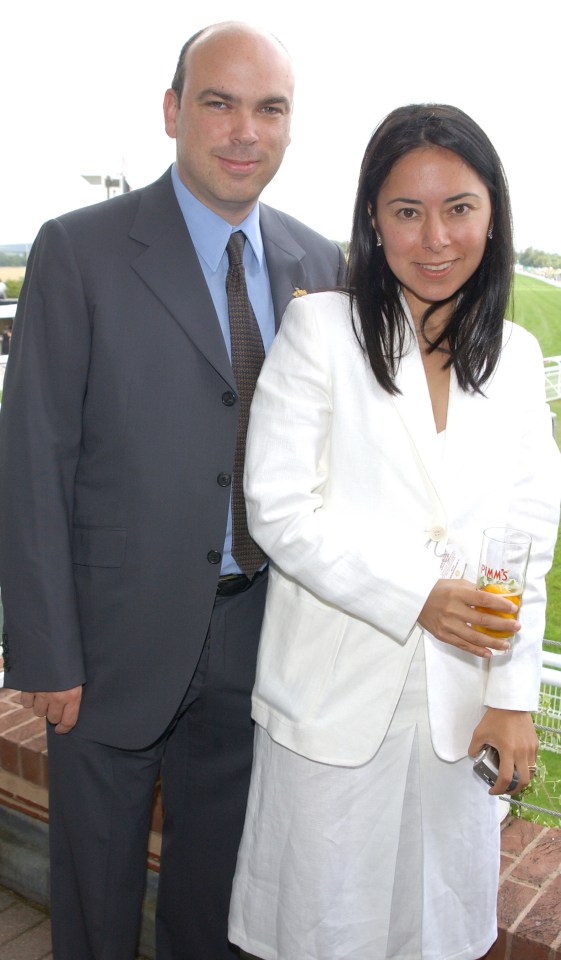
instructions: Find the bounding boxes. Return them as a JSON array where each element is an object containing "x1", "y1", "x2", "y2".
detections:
[{"x1": 229, "y1": 105, "x2": 561, "y2": 960}]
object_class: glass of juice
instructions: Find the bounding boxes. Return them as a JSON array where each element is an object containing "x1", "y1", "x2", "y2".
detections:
[{"x1": 475, "y1": 526, "x2": 532, "y2": 649}]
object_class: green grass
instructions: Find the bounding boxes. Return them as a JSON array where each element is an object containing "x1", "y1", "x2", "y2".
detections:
[
  {"x1": 507, "y1": 274, "x2": 561, "y2": 646},
  {"x1": 506, "y1": 274, "x2": 561, "y2": 823}
]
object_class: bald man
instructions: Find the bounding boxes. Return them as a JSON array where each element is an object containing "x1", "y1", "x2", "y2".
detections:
[{"x1": 0, "y1": 21, "x2": 346, "y2": 960}]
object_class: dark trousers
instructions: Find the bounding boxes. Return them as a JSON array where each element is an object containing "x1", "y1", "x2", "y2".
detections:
[{"x1": 46, "y1": 574, "x2": 267, "y2": 960}]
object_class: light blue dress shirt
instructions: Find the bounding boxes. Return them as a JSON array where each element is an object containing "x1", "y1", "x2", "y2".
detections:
[{"x1": 171, "y1": 164, "x2": 275, "y2": 574}]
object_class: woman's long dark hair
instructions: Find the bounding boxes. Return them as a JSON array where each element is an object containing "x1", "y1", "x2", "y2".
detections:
[{"x1": 347, "y1": 104, "x2": 514, "y2": 394}]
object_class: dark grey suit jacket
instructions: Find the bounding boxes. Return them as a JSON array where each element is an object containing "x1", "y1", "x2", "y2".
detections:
[{"x1": 0, "y1": 168, "x2": 346, "y2": 749}]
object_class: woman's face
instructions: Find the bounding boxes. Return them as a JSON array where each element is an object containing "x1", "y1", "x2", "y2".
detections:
[{"x1": 372, "y1": 145, "x2": 493, "y2": 325}]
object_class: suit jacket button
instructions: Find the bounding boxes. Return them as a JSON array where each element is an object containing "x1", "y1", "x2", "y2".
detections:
[
  {"x1": 217, "y1": 472, "x2": 232, "y2": 487},
  {"x1": 207, "y1": 550, "x2": 222, "y2": 564},
  {"x1": 222, "y1": 391, "x2": 237, "y2": 407}
]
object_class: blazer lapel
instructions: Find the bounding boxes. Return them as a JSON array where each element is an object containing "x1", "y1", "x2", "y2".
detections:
[
  {"x1": 392, "y1": 331, "x2": 446, "y2": 489},
  {"x1": 260, "y1": 204, "x2": 307, "y2": 329},
  {"x1": 128, "y1": 170, "x2": 234, "y2": 388},
  {"x1": 442, "y1": 369, "x2": 494, "y2": 519}
]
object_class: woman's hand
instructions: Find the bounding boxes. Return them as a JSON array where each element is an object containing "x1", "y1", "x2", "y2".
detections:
[
  {"x1": 468, "y1": 708, "x2": 538, "y2": 794},
  {"x1": 418, "y1": 578, "x2": 520, "y2": 658}
]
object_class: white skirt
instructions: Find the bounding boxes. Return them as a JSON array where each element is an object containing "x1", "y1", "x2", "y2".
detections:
[{"x1": 229, "y1": 642, "x2": 501, "y2": 960}]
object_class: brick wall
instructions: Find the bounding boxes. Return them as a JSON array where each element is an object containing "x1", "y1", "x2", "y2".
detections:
[
  {"x1": 484, "y1": 817, "x2": 561, "y2": 959},
  {"x1": 0, "y1": 689, "x2": 48, "y2": 796},
  {"x1": 1, "y1": 688, "x2": 560, "y2": 957}
]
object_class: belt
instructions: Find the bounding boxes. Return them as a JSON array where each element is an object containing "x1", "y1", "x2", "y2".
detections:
[{"x1": 216, "y1": 567, "x2": 267, "y2": 597}]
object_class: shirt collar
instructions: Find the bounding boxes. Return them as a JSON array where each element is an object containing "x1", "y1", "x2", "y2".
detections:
[{"x1": 171, "y1": 163, "x2": 264, "y2": 273}]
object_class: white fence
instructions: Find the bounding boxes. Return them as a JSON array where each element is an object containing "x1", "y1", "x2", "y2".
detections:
[
  {"x1": 536, "y1": 647, "x2": 561, "y2": 753},
  {"x1": 545, "y1": 356, "x2": 561, "y2": 402}
]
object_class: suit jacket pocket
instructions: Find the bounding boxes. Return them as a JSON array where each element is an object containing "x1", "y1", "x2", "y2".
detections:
[{"x1": 72, "y1": 526, "x2": 127, "y2": 567}]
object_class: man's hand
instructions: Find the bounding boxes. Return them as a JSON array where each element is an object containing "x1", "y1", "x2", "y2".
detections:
[
  {"x1": 19, "y1": 686, "x2": 82, "y2": 734},
  {"x1": 418, "y1": 578, "x2": 520, "y2": 658}
]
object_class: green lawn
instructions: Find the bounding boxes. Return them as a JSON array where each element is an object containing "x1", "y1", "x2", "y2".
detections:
[
  {"x1": 507, "y1": 274, "x2": 561, "y2": 646},
  {"x1": 507, "y1": 273, "x2": 561, "y2": 823}
]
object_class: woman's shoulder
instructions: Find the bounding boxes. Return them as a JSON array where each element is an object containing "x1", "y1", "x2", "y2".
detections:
[
  {"x1": 286, "y1": 288, "x2": 350, "y2": 314},
  {"x1": 501, "y1": 319, "x2": 544, "y2": 363},
  {"x1": 273, "y1": 291, "x2": 359, "y2": 363},
  {"x1": 282, "y1": 289, "x2": 353, "y2": 333},
  {"x1": 490, "y1": 321, "x2": 546, "y2": 397},
  {"x1": 290, "y1": 291, "x2": 363, "y2": 356}
]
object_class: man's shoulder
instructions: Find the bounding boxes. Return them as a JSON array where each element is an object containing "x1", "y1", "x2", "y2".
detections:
[{"x1": 51, "y1": 169, "x2": 173, "y2": 234}]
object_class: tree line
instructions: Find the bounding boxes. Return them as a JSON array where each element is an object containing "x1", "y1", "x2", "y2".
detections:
[
  {"x1": 517, "y1": 247, "x2": 561, "y2": 270},
  {"x1": 0, "y1": 252, "x2": 27, "y2": 268}
]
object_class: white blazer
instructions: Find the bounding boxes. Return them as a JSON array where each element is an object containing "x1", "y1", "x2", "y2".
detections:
[{"x1": 244, "y1": 291, "x2": 561, "y2": 766}]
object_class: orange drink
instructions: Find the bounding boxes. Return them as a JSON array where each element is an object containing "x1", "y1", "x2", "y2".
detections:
[
  {"x1": 475, "y1": 528, "x2": 530, "y2": 653},
  {"x1": 474, "y1": 580, "x2": 522, "y2": 639}
]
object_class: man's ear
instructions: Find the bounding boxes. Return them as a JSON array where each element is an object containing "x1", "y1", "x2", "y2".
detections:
[{"x1": 163, "y1": 88, "x2": 179, "y2": 139}]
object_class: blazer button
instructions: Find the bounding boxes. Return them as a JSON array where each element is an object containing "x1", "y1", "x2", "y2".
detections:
[
  {"x1": 207, "y1": 550, "x2": 222, "y2": 565},
  {"x1": 222, "y1": 391, "x2": 237, "y2": 407},
  {"x1": 217, "y1": 472, "x2": 232, "y2": 487},
  {"x1": 428, "y1": 524, "x2": 446, "y2": 542}
]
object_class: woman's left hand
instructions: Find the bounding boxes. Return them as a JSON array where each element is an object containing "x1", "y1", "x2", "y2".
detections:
[{"x1": 468, "y1": 708, "x2": 538, "y2": 795}]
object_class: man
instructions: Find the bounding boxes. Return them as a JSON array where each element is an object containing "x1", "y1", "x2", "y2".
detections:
[{"x1": 0, "y1": 22, "x2": 345, "y2": 960}]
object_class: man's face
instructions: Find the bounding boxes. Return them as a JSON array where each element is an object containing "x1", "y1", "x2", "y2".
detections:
[{"x1": 164, "y1": 27, "x2": 294, "y2": 225}]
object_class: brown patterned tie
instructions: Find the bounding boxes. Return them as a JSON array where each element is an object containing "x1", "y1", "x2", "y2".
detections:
[{"x1": 226, "y1": 231, "x2": 267, "y2": 578}]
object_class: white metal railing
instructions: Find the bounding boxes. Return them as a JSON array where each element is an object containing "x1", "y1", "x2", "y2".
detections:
[
  {"x1": 536, "y1": 644, "x2": 561, "y2": 755},
  {"x1": 498, "y1": 644, "x2": 561, "y2": 821},
  {"x1": 545, "y1": 356, "x2": 561, "y2": 402}
]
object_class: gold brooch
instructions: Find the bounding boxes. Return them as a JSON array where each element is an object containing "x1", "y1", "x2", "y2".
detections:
[{"x1": 292, "y1": 287, "x2": 307, "y2": 297}]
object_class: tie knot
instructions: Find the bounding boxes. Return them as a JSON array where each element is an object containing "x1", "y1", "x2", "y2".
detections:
[{"x1": 226, "y1": 231, "x2": 246, "y2": 268}]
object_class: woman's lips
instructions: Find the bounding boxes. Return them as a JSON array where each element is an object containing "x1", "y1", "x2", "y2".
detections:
[{"x1": 415, "y1": 260, "x2": 456, "y2": 277}]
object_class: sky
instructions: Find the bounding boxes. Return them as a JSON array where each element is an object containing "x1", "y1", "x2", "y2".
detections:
[{"x1": 1, "y1": 0, "x2": 560, "y2": 253}]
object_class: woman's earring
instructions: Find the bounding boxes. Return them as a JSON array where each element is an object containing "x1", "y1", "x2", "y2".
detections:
[
  {"x1": 371, "y1": 218, "x2": 382, "y2": 247},
  {"x1": 487, "y1": 227, "x2": 493, "y2": 240}
]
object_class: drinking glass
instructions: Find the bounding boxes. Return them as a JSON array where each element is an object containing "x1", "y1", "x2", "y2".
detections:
[{"x1": 474, "y1": 526, "x2": 531, "y2": 645}]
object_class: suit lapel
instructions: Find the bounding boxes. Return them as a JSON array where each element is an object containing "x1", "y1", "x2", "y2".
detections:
[
  {"x1": 260, "y1": 204, "x2": 307, "y2": 329},
  {"x1": 128, "y1": 182, "x2": 309, "y2": 380},
  {"x1": 128, "y1": 170, "x2": 234, "y2": 388}
]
